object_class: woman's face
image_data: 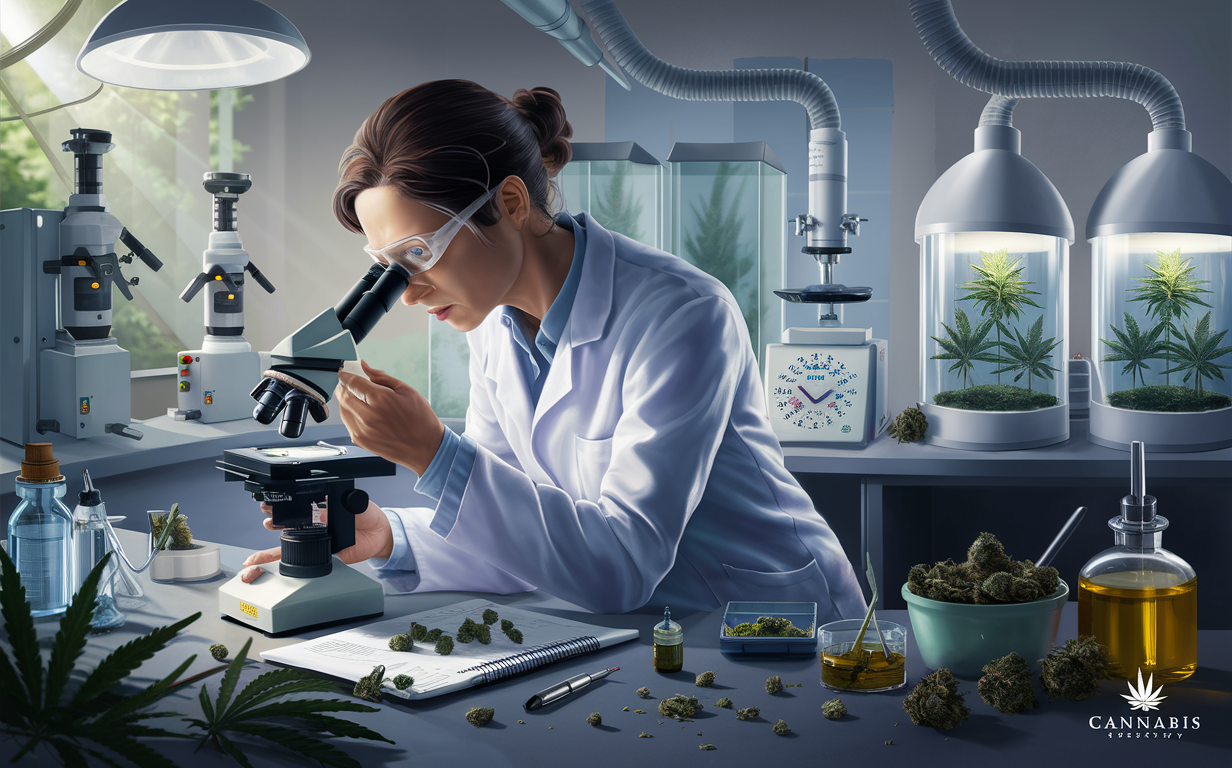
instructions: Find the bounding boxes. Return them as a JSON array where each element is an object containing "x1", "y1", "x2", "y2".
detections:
[{"x1": 354, "y1": 185, "x2": 522, "y2": 333}]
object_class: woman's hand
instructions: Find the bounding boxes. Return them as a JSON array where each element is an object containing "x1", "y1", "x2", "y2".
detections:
[
  {"x1": 335, "y1": 360, "x2": 446, "y2": 476},
  {"x1": 240, "y1": 499, "x2": 395, "y2": 583}
]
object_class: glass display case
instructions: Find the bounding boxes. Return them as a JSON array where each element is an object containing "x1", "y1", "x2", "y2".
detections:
[
  {"x1": 558, "y1": 141, "x2": 663, "y2": 249},
  {"x1": 667, "y1": 142, "x2": 786, "y2": 373},
  {"x1": 1089, "y1": 232, "x2": 1231, "y2": 451}
]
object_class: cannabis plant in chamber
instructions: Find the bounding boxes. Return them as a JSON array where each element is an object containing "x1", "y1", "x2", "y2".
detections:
[
  {"x1": 930, "y1": 306, "x2": 1003, "y2": 389},
  {"x1": 1100, "y1": 312, "x2": 1169, "y2": 388},
  {"x1": 1160, "y1": 311, "x2": 1232, "y2": 394},
  {"x1": 993, "y1": 316, "x2": 1062, "y2": 391},
  {"x1": 958, "y1": 247, "x2": 1042, "y2": 384},
  {"x1": 590, "y1": 162, "x2": 644, "y2": 242},
  {"x1": 1129, "y1": 248, "x2": 1213, "y2": 384}
]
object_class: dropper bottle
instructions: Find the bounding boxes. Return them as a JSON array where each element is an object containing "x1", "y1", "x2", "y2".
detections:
[
  {"x1": 72, "y1": 470, "x2": 126, "y2": 631},
  {"x1": 653, "y1": 605, "x2": 683, "y2": 673},
  {"x1": 1078, "y1": 441, "x2": 1197, "y2": 682}
]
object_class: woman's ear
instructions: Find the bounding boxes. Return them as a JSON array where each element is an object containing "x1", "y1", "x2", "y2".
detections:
[{"x1": 499, "y1": 177, "x2": 532, "y2": 231}]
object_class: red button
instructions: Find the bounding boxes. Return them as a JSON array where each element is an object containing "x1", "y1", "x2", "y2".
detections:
[
  {"x1": 179, "y1": 355, "x2": 192, "y2": 364},
  {"x1": 180, "y1": 369, "x2": 189, "y2": 376}
]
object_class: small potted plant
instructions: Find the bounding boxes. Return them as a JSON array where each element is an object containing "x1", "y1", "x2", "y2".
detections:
[
  {"x1": 148, "y1": 504, "x2": 221, "y2": 582},
  {"x1": 901, "y1": 532, "x2": 1067, "y2": 678}
]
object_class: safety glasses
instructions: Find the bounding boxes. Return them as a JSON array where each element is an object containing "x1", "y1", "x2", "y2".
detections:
[{"x1": 362, "y1": 179, "x2": 507, "y2": 275}]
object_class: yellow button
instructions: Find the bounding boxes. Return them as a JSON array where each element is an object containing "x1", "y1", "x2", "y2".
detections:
[
  {"x1": 179, "y1": 382, "x2": 190, "y2": 392},
  {"x1": 214, "y1": 275, "x2": 222, "y2": 280},
  {"x1": 91, "y1": 282, "x2": 99, "y2": 289},
  {"x1": 228, "y1": 294, "x2": 234, "y2": 300},
  {"x1": 78, "y1": 260, "x2": 86, "y2": 266}
]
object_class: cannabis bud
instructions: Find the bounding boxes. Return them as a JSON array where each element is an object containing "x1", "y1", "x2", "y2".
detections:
[
  {"x1": 457, "y1": 618, "x2": 478, "y2": 643},
  {"x1": 636, "y1": 687, "x2": 653, "y2": 699},
  {"x1": 902, "y1": 668, "x2": 970, "y2": 730},
  {"x1": 150, "y1": 508, "x2": 194, "y2": 550},
  {"x1": 483, "y1": 609, "x2": 499, "y2": 626},
  {"x1": 354, "y1": 665, "x2": 389, "y2": 703},
  {"x1": 425, "y1": 628, "x2": 443, "y2": 642},
  {"x1": 713, "y1": 697, "x2": 733, "y2": 709},
  {"x1": 392, "y1": 674, "x2": 414, "y2": 691},
  {"x1": 1040, "y1": 636, "x2": 1111, "y2": 701},
  {"x1": 435, "y1": 636, "x2": 455, "y2": 655},
  {"x1": 409, "y1": 622, "x2": 428, "y2": 642},
  {"x1": 638, "y1": 732, "x2": 653, "y2": 738},
  {"x1": 388, "y1": 633, "x2": 414, "y2": 652},
  {"x1": 586, "y1": 712, "x2": 602, "y2": 727},
  {"x1": 699, "y1": 744, "x2": 717, "y2": 750},
  {"x1": 772, "y1": 719, "x2": 791, "y2": 736},
  {"x1": 735, "y1": 707, "x2": 760, "y2": 721},
  {"x1": 978, "y1": 652, "x2": 1039, "y2": 714},
  {"x1": 888, "y1": 405, "x2": 928, "y2": 444},
  {"x1": 765, "y1": 675, "x2": 784, "y2": 694},
  {"x1": 724, "y1": 615, "x2": 811, "y2": 637},
  {"x1": 465, "y1": 707, "x2": 494, "y2": 728},
  {"x1": 504, "y1": 627, "x2": 523, "y2": 644},
  {"x1": 822, "y1": 698, "x2": 847, "y2": 720},
  {"x1": 658, "y1": 694, "x2": 703, "y2": 720},
  {"x1": 475, "y1": 624, "x2": 492, "y2": 645},
  {"x1": 208, "y1": 643, "x2": 228, "y2": 662},
  {"x1": 500, "y1": 619, "x2": 515, "y2": 633},
  {"x1": 907, "y1": 532, "x2": 1060, "y2": 605},
  {"x1": 695, "y1": 671, "x2": 716, "y2": 687}
]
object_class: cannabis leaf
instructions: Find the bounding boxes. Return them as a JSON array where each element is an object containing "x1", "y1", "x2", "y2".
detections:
[
  {"x1": 993, "y1": 316, "x2": 1062, "y2": 391},
  {"x1": 958, "y1": 247, "x2": 1042, "y2": 384},
  {"x1": 184, "y1": 637, "x2": 395, "y2": 768},
  {"x1": 591, "y1": 162, "x2": 644, "y2": 242},
  {"x1": 930, "y1": 306, "x2": 1004, "y2": 389},
  {"x1": 1159, "y1": 311, "x2": 1232, "y2": 394},
  {"x1": 0, "y1": 548, "x2": 205, "y2": 767},
  {"x1": 1100, "y1": 312, "x2": 1169, "y2": 388},
  {"x1": 1121, "y1": 668, "x2": 1167, "y2": 712},
  {"x1": 1128, "y1": 248, "x2": 1213, "y2": 384}
]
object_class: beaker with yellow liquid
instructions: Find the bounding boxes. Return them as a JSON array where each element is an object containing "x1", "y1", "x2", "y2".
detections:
[{"x1": 1078, "y1": 442, "x2": 1196, "y2": 683}]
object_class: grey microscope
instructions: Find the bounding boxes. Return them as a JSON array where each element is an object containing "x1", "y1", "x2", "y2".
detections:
[
  {"x1": 1, "y1": 128, "x2": 162, "y2": 447},
  {"x1": 172, "y1": 172, "x2": 276, "y2": 423}
]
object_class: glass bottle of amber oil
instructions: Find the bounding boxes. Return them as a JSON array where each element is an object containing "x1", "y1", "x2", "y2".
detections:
[
  {"x1": 1079, "y1": 441, "x2": 1197, "y2": 682},
  {"x1": 653, "y1": 606, "x2": 683, "y2": 673}
]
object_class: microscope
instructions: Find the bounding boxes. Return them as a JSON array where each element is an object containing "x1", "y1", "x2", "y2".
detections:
[
  {"x1": 248, "y1": 256, "x2": 412, "y2": 438},
  {"x1": 0, "y1": 128, "x2": 162, "y2": 447},
  {"x1": 215, "y1": 441, "x2": 395, "y2": 634},
  {"x1": 173, "y1": 172, "x2": 277, "y2": 422}
]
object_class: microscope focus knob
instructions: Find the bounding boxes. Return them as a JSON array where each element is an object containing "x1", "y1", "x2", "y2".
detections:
[{"x1": 339, "y1": 488, "x2": 369, "y2": 515}]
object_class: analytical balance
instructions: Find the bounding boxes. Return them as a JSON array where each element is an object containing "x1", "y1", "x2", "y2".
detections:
[{"x1": 215, "y1": 442, "x2": 394, "y2": 634}]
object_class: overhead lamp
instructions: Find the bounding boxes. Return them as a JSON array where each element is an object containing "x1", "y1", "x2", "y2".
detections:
[{"x1": 76, "y1": 0, "x2": 310, "y2": 91}]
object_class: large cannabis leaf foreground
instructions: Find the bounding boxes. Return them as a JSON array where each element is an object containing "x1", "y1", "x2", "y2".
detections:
[{"x1": 0, "y1": 548, "x2": 395, "y2": 768}]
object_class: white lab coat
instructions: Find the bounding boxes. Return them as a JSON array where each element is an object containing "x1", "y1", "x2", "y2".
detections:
[{"x1": 374, "y1": 212, "x2": 867, "y2": 621}]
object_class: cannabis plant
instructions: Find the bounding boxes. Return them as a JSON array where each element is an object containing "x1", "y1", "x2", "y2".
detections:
[
  {"x1": 930, "y1": 306, "x2": 1003, "y2": 389},
  {"x1": 184, "y1": 637, "x2": 394, "y2": 768},
  {"x1": 1128, "y1": 248, "x2": 1213, "y2": 384},
  {"x1": 681, "y1": 161, "x2": 758, "y2": 348},
  {"x1": 1160, "y1": 311, "x2": 1232, "y2": 394},
  {"x1": 0, "y1": 549, "x2": 206, "y2": 767},
  {"x1": 993, "y1": 316, "x2": 1062, "y2": 391},
  {"x1": 958, "y1": 247, "x2": 1041, "y2": 383},
  {"x1": 591, "y1": 162, "x2": 644, "y2": 242},
  {"x1": 1100, "y1": 312, "x2": 1169, "y2": 388}
]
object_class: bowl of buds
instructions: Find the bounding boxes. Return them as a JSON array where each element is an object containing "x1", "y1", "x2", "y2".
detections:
[{"x1": 902, "y1": 532, "x2": 1067, "y2": 679}]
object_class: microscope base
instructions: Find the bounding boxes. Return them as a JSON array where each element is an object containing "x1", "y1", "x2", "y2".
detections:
[
  {"x1": 218, "y1": 556, "x2": 384, "y2": 634},
  {"x1": 173, "y1": 343, "x2": 268, "y2": 423}
]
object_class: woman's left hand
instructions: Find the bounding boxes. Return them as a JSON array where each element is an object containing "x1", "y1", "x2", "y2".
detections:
[{"x1": 335, "y1": 359, "x2": 445, "y2": 476}]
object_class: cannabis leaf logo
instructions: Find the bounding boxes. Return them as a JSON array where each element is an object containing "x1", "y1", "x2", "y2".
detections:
[{"x1": 1121, "y1": 668, "x2": 1167, "y2": 712}]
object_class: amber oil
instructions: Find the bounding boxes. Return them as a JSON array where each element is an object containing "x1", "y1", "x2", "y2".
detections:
[
  {"x1": 821, "y1": 643, "x2": 906, "y2": 691},
  {"x1": 1078, "y1": 572, "x2": 1197, "y2": 683}
]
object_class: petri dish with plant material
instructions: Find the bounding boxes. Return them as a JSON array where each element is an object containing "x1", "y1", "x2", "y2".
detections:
[{"x1": 820, "y1": 618, "x2": 908, "y2": 692}]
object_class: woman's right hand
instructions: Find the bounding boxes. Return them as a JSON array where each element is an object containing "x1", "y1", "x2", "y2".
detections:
[{"x1": 240, "y1": 499, "x2": 395, "y2": 583}]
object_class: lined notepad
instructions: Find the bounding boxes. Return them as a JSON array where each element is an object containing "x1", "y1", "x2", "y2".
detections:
[{"x1": 260, "y1": 599, "x2": 639, "y2": 699}]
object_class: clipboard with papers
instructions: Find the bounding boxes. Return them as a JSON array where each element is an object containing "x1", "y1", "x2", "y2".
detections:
[{"x1": 259, "y1": 599, "x2": 640, "y2": 699}]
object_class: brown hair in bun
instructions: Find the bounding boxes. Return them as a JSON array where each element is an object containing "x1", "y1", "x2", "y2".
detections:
[{"x1": 333, "y1": 79, "x2": 573, "y2": 239}]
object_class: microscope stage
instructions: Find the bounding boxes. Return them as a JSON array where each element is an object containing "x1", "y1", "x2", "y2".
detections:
[{"x1": 218, "y1": 556, "x2": 383, "y2": 634}]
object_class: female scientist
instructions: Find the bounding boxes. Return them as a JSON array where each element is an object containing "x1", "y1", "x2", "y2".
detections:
[{"x1": 241, "y1": 79, "x2": 866, "y2": 621}]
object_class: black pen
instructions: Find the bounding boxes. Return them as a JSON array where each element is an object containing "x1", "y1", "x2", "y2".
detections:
[{"x1": 524, "y1": 667, "x2": 619, "y2": 710}]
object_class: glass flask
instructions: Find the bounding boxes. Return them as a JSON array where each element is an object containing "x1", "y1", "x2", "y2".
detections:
[
  {"x1": 8, "y1": 443, "x2": 74, "y2": 617},
  {"x1": 1078, "y1": 442, "x2": 1196, "y2": 683},
  {"x1": 1088, "y1": 231, "x2": 1231, "y2": 452},
  {"x1": 71, "y1": 470, "x2": 126, "y2": 631}
]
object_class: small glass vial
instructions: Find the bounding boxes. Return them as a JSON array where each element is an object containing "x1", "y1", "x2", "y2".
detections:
[
  {"x1": 653, "y1": 606, "x2": 683, "y2": 673},
  {"x1": 7, "y1": 443, "x2": 74, "y2": 617},
  {"x1": 72, "y1": 470, "x2": 126, "y2": 631},
  {"x1": 1078, "y1": 442, "x2": 1197, "y2": 683}
]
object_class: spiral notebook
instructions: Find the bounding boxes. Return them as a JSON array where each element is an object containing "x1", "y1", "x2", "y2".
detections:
[{"x1": 260, "y1": 599, "x2": 640, "y2": 699}]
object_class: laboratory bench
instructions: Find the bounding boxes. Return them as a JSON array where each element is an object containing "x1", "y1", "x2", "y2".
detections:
[{"x1": 1, "y1": 528, "x2": 1227, "y2": 768}]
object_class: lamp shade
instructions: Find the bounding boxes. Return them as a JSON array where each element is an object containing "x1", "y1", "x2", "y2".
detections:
[
  {"x1": 916, "y1": 125, "x2": 1075, "y2": 243},
  {"x1": 1087, "y1": 129, "x2": 1232, "y2": 239},
  {"x1": 76, "y1": 0, "x2": 310, "y2": 91}
]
